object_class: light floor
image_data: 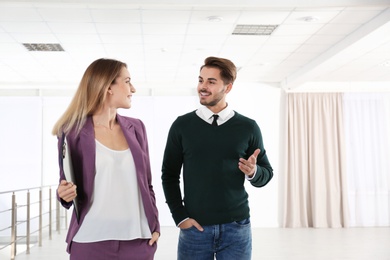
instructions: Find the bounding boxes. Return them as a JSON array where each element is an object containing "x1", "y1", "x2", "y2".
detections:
[{"x1": 5, "y1": 227, "x2": 390, "y2": 260}]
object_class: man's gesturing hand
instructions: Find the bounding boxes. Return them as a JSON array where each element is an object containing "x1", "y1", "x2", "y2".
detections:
[{"x1": 238, "y1": 148, "x2": 260, "y2": 178}]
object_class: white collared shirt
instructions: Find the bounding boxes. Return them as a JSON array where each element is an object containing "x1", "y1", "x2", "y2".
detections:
[{"x1": 195, "y1": 105, "x2": 234, "y2": 126}]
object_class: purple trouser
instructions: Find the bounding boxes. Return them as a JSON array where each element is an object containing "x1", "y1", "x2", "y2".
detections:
[{"x1": 70, "y1": 239, "x2": 157, "y2": 260}]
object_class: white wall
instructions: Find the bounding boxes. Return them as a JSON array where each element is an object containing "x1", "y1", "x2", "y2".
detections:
[
  {"x1": 0, "y1": 97, "x2": 43, "y2": 191},
  {"x1": 0, "y1": 82, "x2": 281, "y2": 228}
]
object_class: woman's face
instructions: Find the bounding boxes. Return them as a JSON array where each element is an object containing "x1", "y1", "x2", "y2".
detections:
[{"x1": 108, "y1": 66, "x2": 136, "y2": 109}]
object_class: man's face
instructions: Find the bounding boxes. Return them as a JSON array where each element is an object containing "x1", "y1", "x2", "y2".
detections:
[{"x1": 197, "y1": 67, "x2": 231, "y2": 111}]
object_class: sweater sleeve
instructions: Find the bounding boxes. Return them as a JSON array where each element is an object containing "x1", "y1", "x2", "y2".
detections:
[
  {"x1": 161, "y1": 118, "x2": 189, "y2": 225},
  {"x1": 248, "y1": 121, "x2": 273, "y2": 187}
]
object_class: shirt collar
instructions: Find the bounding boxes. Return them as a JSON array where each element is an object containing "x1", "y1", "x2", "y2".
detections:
[{"x1": 199, "y1": 104, "x2": 233, "y2": 121}]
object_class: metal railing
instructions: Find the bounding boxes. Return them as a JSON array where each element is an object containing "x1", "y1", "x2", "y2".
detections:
[{"x1": 0, "y1": 185, "x2": 68, "y2": 260}]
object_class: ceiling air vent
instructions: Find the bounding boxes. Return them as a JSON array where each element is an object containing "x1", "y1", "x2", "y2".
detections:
[
  {"x1": 23, "y1": 43, "x2": 65, "y2": 52},
  {"x1": 232, "y1": 24, "x2": 278, "y2": 35}
]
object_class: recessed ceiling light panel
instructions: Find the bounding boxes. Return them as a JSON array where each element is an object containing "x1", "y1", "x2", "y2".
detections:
[
  {"x1": 23, "y1": 43, "x2": 65, "y2": 52},
  {"x1": 232, "y1": 24, "x2": 278, "y2": 36}
]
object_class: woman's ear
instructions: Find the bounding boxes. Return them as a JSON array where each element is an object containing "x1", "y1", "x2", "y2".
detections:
[{"x1": 107, "y1": 87, "x2": 113, "y2": 95}]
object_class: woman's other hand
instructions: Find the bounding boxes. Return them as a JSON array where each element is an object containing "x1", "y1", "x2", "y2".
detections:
[{"x1": 148, "y1": 232, "x2": 160, "y2": 246}]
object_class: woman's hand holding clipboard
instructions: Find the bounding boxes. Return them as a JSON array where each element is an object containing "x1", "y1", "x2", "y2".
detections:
[{"x1": 59, "y1": 136, "x2": 80, "y2": 222}]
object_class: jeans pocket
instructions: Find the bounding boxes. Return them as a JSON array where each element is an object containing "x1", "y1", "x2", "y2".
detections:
[{"x1": 180, "y1": 225, "x2": 197, "y2": 231}]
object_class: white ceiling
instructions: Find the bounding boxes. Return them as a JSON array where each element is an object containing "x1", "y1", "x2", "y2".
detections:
[{"x1": 0, "y1": 0, "x2": 390, "y2": 94}]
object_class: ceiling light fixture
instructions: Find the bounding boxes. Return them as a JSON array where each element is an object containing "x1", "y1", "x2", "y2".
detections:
[
  {"x1": 301, "y1": 16, "x2": 320, "y2": 22},
  {"x1": 380, "y1": 60, "x2": 390, "y2": 67},
  {"x1": 207, "y1": 16, "x2": 223, "y2": 22},
  {"x1": 232, "y1": 24, "x2": 278, "y2": 35},
  {"x1": 258, "y1": 62, "x2": 269, "y2": 67},
  {"x1": 23, "y1": 43, "x2": 65, "y2": 52}
]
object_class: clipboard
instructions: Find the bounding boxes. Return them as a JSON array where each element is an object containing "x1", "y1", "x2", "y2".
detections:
[{"x1": 61, "y1": 134, "x2": 80, "y2": 222}]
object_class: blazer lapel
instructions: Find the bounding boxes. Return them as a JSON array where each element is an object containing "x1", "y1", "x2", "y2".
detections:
[
  {"x1": 116, "y1": 115, "x2": 145, "y2": 186},
  {"x1": 79, "y1": 117, "x2": 96, "y2": 205}
]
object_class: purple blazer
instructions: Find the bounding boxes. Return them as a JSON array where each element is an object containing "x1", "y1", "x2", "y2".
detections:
[{"x1": 57, "y1": 114, "x2": 160, "y2": 253}]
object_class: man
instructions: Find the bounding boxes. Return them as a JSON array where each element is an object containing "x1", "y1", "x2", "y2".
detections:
[{"x1": 161, "y1": 56, "x2": 273, "y2": 260}]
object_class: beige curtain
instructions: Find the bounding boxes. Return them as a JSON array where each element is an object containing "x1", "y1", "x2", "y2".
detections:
[{"x1": 280, "y1": 92, "x2": 350, "y2": 228}]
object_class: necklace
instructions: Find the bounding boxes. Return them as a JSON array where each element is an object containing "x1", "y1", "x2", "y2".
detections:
[{"x1": 95, "y1": 122, "x2": 115, "y2": 130}]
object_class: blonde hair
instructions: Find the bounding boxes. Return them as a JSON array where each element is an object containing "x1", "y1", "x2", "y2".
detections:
[{"x1": 52, "y1": 58, "x2": 127, "y2": 136}]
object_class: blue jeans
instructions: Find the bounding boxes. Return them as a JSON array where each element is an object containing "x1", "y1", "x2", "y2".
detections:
[{"x1": 178, "y1": 218, "x2": 252, "y2": 260}]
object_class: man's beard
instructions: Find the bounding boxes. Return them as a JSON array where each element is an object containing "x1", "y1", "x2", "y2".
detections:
[{"x1": 199, "y1": 88, "x2": 225, "y2": 107}]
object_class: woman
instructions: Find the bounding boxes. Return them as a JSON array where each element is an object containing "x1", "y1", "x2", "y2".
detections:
[{"x1": 52, "y1": 58, "x2": 160, "y2": 260}]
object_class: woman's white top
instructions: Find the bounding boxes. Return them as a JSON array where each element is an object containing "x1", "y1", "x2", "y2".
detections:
[{"x1": 73, "y1": 140, "x2": 152, "y2": 242}]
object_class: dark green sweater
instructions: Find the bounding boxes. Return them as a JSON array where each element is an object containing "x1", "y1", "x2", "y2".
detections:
[{"x1": 161, "y1": 111, "x2": 273, "y2": 226}]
